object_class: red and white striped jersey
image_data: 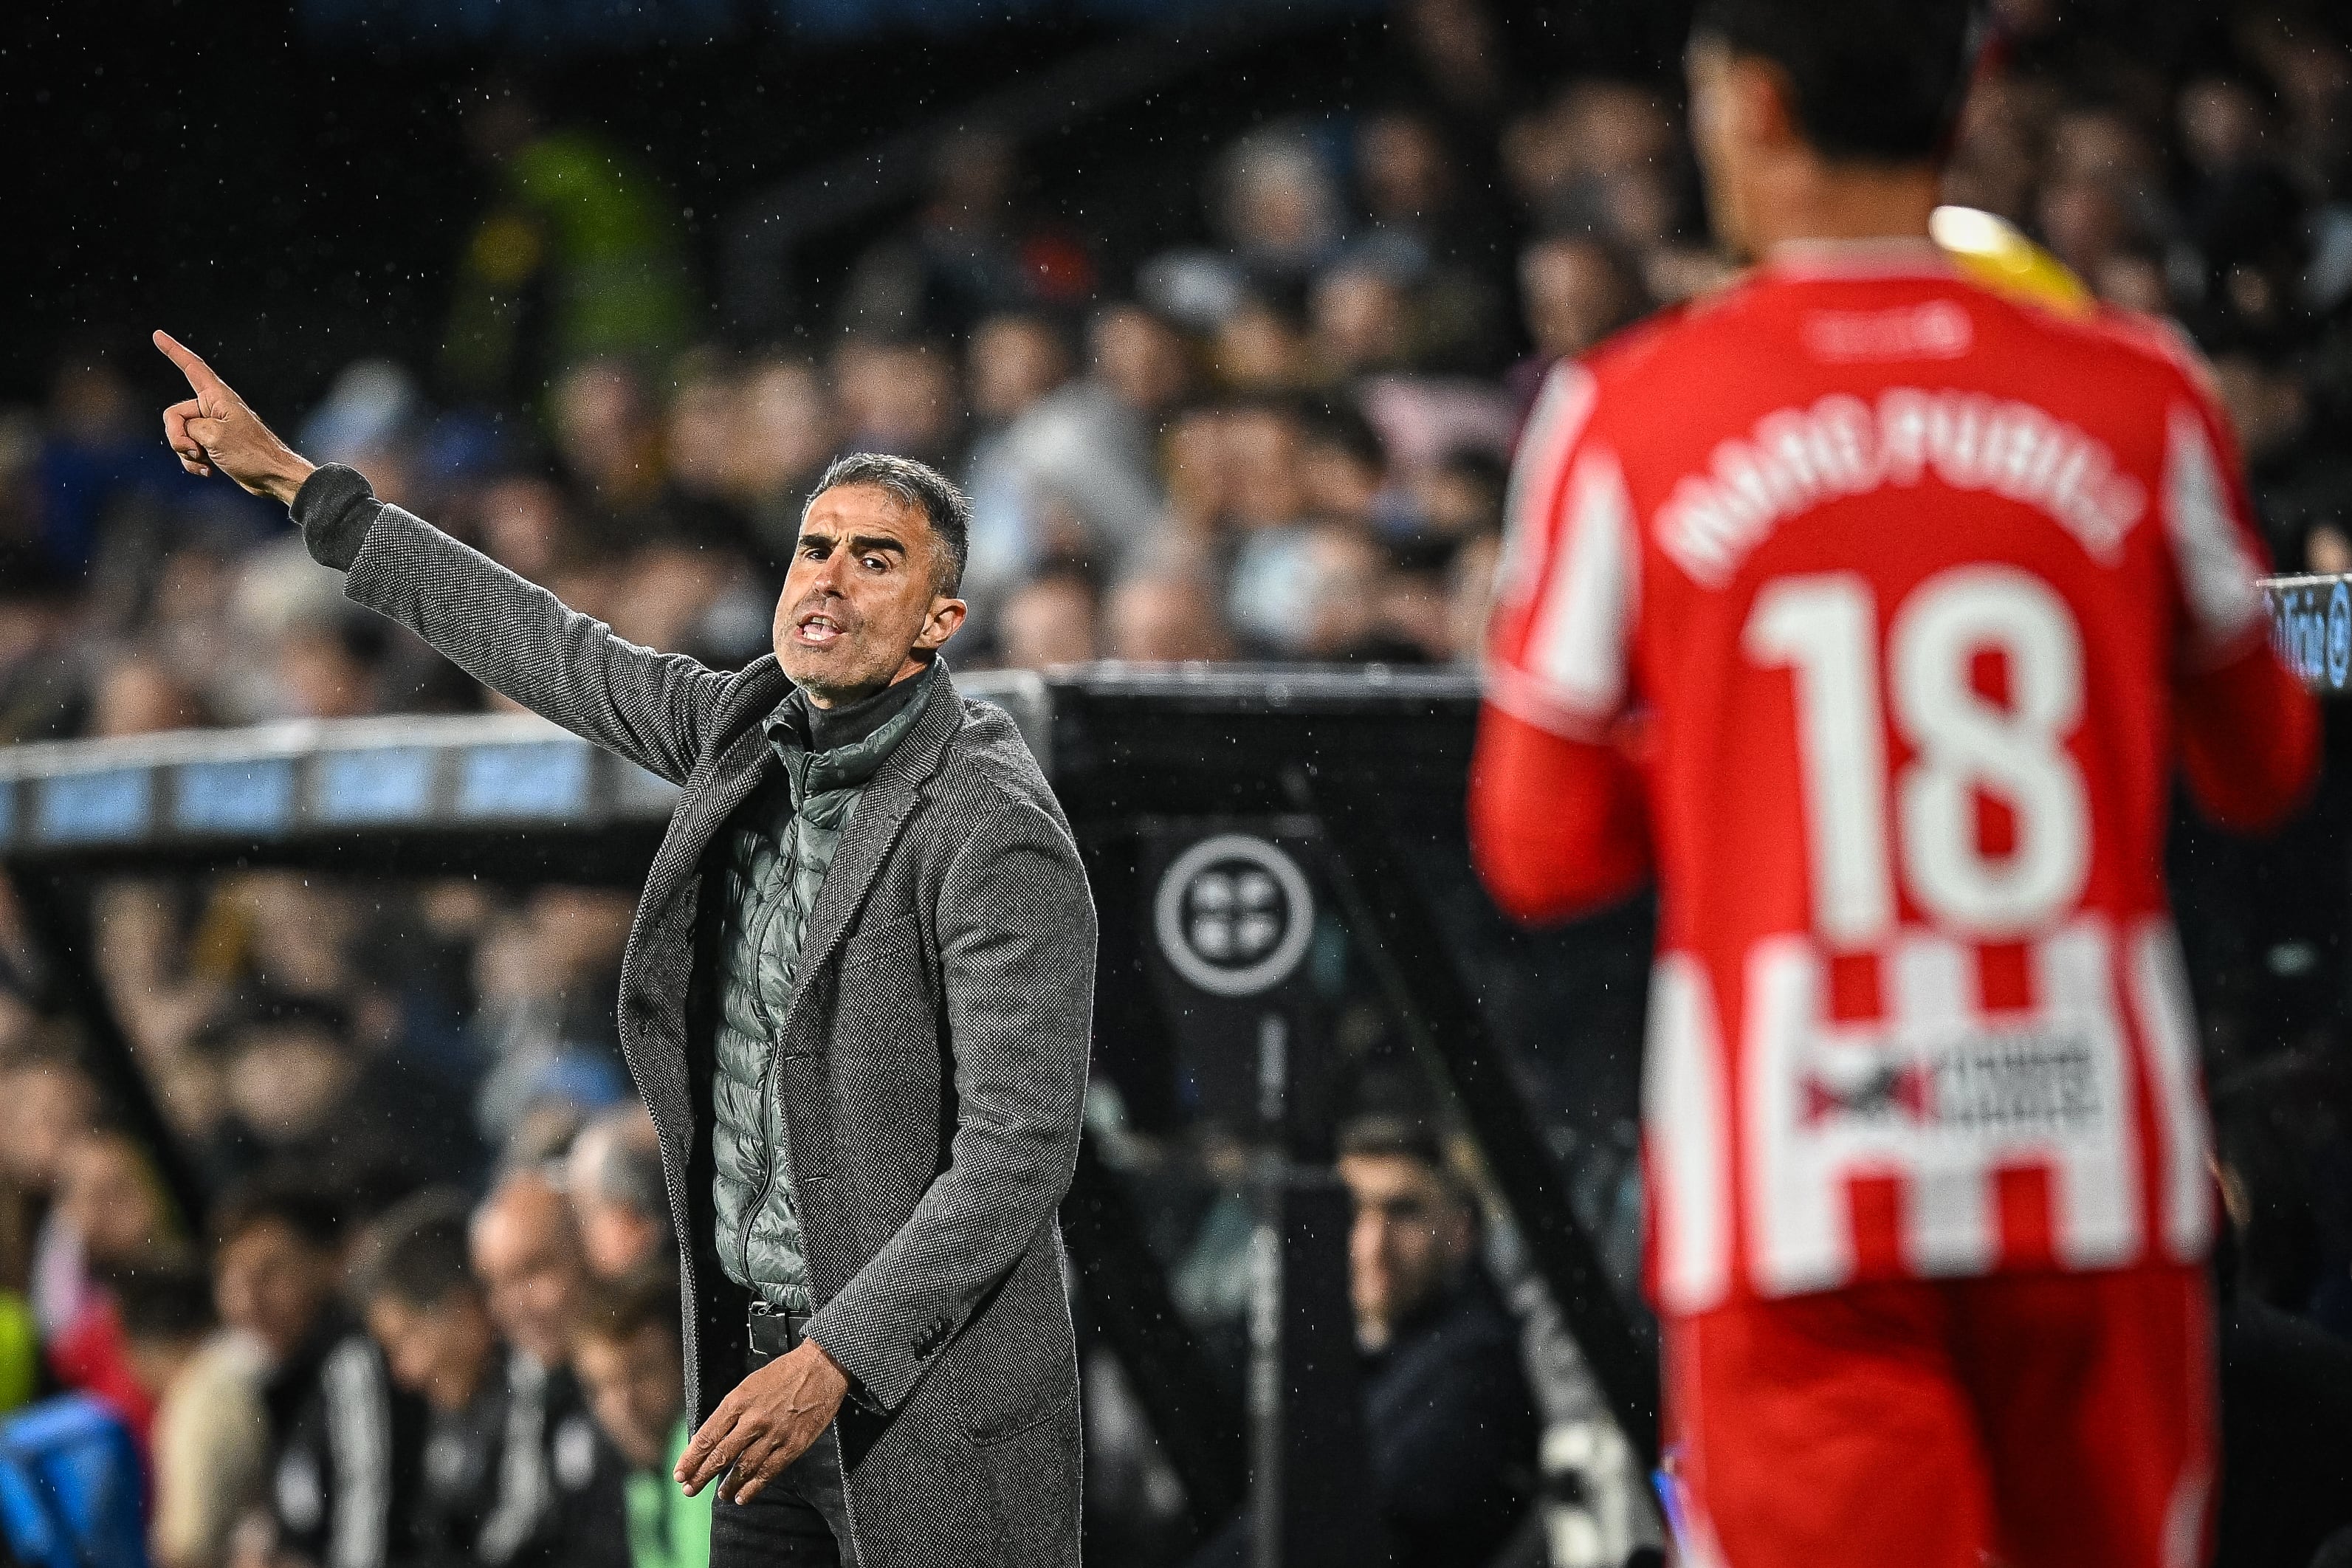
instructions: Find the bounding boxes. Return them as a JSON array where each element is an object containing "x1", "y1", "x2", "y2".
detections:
[{"x1": 1482, "y1": 241, "x2": 2304, "y2": 1313}]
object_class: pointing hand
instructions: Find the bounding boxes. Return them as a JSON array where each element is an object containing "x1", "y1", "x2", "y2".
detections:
[{"x1": 154, "y1": 331, "x2": 317, "y2": 506}]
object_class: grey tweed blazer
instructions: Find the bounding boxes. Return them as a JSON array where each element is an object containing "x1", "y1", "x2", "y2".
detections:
[{"x1": 302, "y1": 469, "x2": 1094, "y2": 1568}]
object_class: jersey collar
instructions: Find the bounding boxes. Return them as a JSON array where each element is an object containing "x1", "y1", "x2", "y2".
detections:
[{"x1": 1762, "y1": 236, "x2": 1954, "y2": 281}]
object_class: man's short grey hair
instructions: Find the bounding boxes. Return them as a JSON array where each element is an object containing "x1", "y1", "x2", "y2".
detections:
[{"x1": 807, "y1": 452, "x2": 971, "y2": 595}]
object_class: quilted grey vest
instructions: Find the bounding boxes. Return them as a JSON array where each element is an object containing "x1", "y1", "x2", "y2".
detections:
[{"x1": 702, "y1": 672, "x2": 935, "y2": 1312}]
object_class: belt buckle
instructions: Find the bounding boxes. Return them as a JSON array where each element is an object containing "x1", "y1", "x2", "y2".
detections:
[{"x1": 748, "y1": 1301, "x2": 796, "y2": 1364}]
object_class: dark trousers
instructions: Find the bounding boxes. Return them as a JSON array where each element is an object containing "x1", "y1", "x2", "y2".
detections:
[{"x1": 709, "y1": 1424, "x2": 854, "y2": 1568}]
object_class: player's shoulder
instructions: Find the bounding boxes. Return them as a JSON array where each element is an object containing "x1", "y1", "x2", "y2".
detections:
[
  {"x1": 1972, "y1": 283, "x2": 2213, "y2": 397},
  {"x1": 1576, "y1": 289, "x2": 1737, "y2": 391},
  {"x1": 1574, "y1": 270, "x2": 1832, "y2": 410}
]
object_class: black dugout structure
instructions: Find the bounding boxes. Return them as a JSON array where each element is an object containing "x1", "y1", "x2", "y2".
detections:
[{"x1": 1, "y1": 575, "x2": 2342, "y2": 1563}]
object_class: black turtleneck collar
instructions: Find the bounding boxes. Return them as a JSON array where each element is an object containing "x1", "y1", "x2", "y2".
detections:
[{"x1": 766, "y1": 660, "x2": 940, "y2": 755}]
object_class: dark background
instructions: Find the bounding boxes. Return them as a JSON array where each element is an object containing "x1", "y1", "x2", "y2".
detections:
[{"x1": 17, "y1": 0, "x2": 1791, "y2": 417}]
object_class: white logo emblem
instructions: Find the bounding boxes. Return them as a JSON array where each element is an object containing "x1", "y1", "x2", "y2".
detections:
[{"x1": 1154, "y1": 834, "x2": 1315, "y2": 997}]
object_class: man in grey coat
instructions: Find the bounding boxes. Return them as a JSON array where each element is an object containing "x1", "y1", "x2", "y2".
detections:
[{"x1": 156, "y1": 331, "x2": 1094, "y2": 1568}]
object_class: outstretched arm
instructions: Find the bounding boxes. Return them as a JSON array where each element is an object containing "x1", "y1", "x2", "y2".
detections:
[{"x1": 154, "y1": 331, "x2": 740, "y2": 783}]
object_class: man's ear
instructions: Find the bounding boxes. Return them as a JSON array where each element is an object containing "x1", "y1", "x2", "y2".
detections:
[
  {"x1": 1727, "y1": 53, "x2": 1804, "y2": 157},
  {"x1": 916, "y1": 596, "x2": 968, "y2": 653}
]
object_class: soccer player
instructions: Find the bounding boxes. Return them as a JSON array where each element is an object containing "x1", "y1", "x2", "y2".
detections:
[{"x1": 1470, "y1": 3, "x2": 2320, "y2": 1566}]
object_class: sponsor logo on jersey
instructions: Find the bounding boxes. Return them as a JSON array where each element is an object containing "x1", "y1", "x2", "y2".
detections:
[
  {"x1": 1801, "y1": 301, "x2": 1976, "y2": 362},
  {"x1": 1801, "y1": 1024, "x2": 2101, "y2": 1135}
]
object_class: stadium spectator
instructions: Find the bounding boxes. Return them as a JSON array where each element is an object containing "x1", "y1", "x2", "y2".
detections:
[
  {"x1": 565, "y1": 1107, "x2": 674, "y2": 1284},
  {"x1": 114, "y1": 1257, "x2": 268, "y2": 1568},
  {"x1": 571, "y1": 1271, "x2": 709, "y2": 1568},
  {"x1": 1102, "y1": 568, "x2": 1234, "y2": 664},
  {"x1": 1335, "y1": 1115, "x2": 1539, "y2": 1568},
  {"x1": 357, "y1": 1190, "x2": 563, "y2": 1568},
  {"x1": 470, "y1": 1171, "x2": 632, "y2": 1568},
  {"x1": 41, "y1": 1128, "x2": 179, "y2": 1440},
  {"x1": 996, "y1": 567, "x2": 1101, "y2": 670},
  {"x1": 440, "y1": 84, "x2": 695, "y2": 406},
  {"x1": 212, "y1": 1175, "x2": 423, "y2": 1568}
]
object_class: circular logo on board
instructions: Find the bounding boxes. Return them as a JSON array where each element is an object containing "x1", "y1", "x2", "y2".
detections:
[
  {"x1": 2328, "y1": 582, "x2": 2350, "y2": 690},
  {"x1": 1155, "y1": 833, "x2": 1315, "y2": 997}
]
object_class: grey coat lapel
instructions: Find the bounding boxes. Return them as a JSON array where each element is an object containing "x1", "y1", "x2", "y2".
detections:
[
  {"x1": 619, "y1": 660, "x2": 788, "y2": 1142},
  {"x1": 781, "y1": 673, "x2": 963, "y2": 1036}
]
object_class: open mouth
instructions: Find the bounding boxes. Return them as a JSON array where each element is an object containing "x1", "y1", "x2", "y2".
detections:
[{"x1": 793, "y1": 611, "x2": 849, "y2": 648}]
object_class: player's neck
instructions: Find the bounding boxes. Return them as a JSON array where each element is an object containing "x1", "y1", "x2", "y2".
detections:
[{"x1": 1744, "y1": 158, "x2": 1941, "y2": 260}]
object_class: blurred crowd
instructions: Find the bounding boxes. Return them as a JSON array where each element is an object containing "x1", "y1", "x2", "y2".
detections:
[
  {"x1": 6, "y1": 0, "x2": 2352, "y2": 1562},
  {"x1": 9, "y1": 1, "x2": 2352, "y2": 740}
]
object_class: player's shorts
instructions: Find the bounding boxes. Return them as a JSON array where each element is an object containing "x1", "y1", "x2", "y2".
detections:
[{"x1": 1662, "y1": 1263, "x2": 2215, "y2": 1568}]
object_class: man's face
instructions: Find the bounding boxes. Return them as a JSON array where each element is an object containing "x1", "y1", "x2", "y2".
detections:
[
  {"x1": 574, "y1": 1323, "x2": 685, "y2": 1471},
  {"x1": 470, "y1": 1189, "x2": 587, "y2": 1368},
  {"x1": 1339, "y1": 1151, "x2": 1474, "y2": 1348},
  {"x1": 368, "y1": 1292, "x2": 498, "y2": 1414},
  {"x1": 772, "y1": 483, "x2": 965, "y2": 706},
  {"x1": 216, "y1": 1221, "x2": 336, "y2": 1366}
]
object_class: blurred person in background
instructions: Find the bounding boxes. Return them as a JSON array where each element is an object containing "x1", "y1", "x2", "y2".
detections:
[
  {"x1": 359, "y1": 1192, "x2": 560, "y2": 1568},
  {"x1": 1103, "y1": 568, "x2": 1236, "y2": 664},
  {"x1": 86, "y1": 649, "x2": 210, "y2": 737},
  {"x1": 470, "y1": 1170, "x2": 632, "y2": 1568},
  {"x1": 1208, "y1": 298, "x2": 1314, "y2": 394},
  {"x1": 1296, "y1": 399, "x2": 1409, "y2": 540},
  {"x1": 994, "y1": 566, "x2": 1100, "y2": 670},
  {"x1": 35, "y1": 340, "x2": 223, "y2": 579},
  {"x1": 198, "y1": 989, "x2": 472, "y2": 1194},
  {"x1": 830, "y1": 337, "x2": 963, "y2": 470},
  {"x1": 472, "y1": 474, "x2": 583, "y2": 585},
  {"x1": 41, "y1": 1126, "x2": 179, "y2": 1441},
  {"x1": 1219, "y1": 398, "x2": 1315, "y2": 651},
  {"x1": 571, "y1": 1272, "x2": 709, "y2": 1568},
  {"x1": 960, "y1": 303, "x2": 1186, "y2": 618},
  {"x1": 1350, "y1": 106, "x2": 1511, "y2": 372},
  {"x1": 212, "y1": 1175, "x2": 421, "y2": 1568},
  {"x1": 661, "y1": 348, "x2": 757, "y2": 551},
  {"x1": 1510, "y1": 234, "x2": 1651, "y2": 408},
  {"x1": 1290, "y1": 526, "x2": 1428, "y2": 663},
  {"x1": 1474, "y1": 3, "x2": 2321, "y2": 1567},
  {"x1": 551, "y1": 361, "x2": 672, "y2": 550},
  {"x1": 729, "y1": 356, "x2": 840, "y2": 574},
  {"x1": 1309, "y1": 258, "x2": 1417, "y2": 382},
  {"x1": 470, "y1": 887, "x2": 633, "y2": 1156},
  {"x1": 440, "y1": 83, "x2": 695, "y2": 409},
  {"x1": 114, "y1": 1257, "x2": 269, "y2": 1568},
  {"x1": 0, "y1": 1052, "x2": 98, "y2": 1241},
  {"x1": 960, "y1": 311, "x2": 1080, "y2": 619},
  {"x1": 0, "y1": 561, "x2": 84, "y2": 743},
  {"x1": 270, "y1": 612, "x2": 386, "y2": 722},
  {"x1": 1144, "y1": 125, "x2": 1344, "y2": 329},
  {"x1": 1336, "y1": 1115, "x2": 1538, "y2": 1568},
  {"x1": 566, "y1": 1106, "x2": 673, "y2": 1283},
  {"x1": 841, "y1": 128, "x2": 1093, "y2": 343}
]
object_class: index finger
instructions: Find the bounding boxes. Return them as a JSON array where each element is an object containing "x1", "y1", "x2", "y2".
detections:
[
  {"x1": 151, "y1": 330, "x2": 226, "y2": 395},
  {"x1": 675, "y1": 1403, "x2": 743, "y2": 1493}
]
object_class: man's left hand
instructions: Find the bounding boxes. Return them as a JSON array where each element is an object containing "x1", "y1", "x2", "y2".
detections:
[{"x1": 675, "y1": 1338, "x2": 850, "y2": 1505}]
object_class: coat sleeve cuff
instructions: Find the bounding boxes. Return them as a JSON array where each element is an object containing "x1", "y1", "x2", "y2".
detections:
[
  {"x1": 803, "y1": 1316, "x2": 916, "y2": 1416},
  {"x1": 289, "y1": 462, "x2": 384, "y2": 571}
]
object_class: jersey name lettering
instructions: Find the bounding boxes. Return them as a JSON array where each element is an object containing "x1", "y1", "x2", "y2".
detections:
[{"x1": 1659, "y1": 388, "x2": 2146, "y2": 586}]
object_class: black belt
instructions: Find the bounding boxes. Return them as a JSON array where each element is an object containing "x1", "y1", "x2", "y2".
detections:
[{"x1": 748, "y1": 1302, "x2": 813, "y2": 1369}]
